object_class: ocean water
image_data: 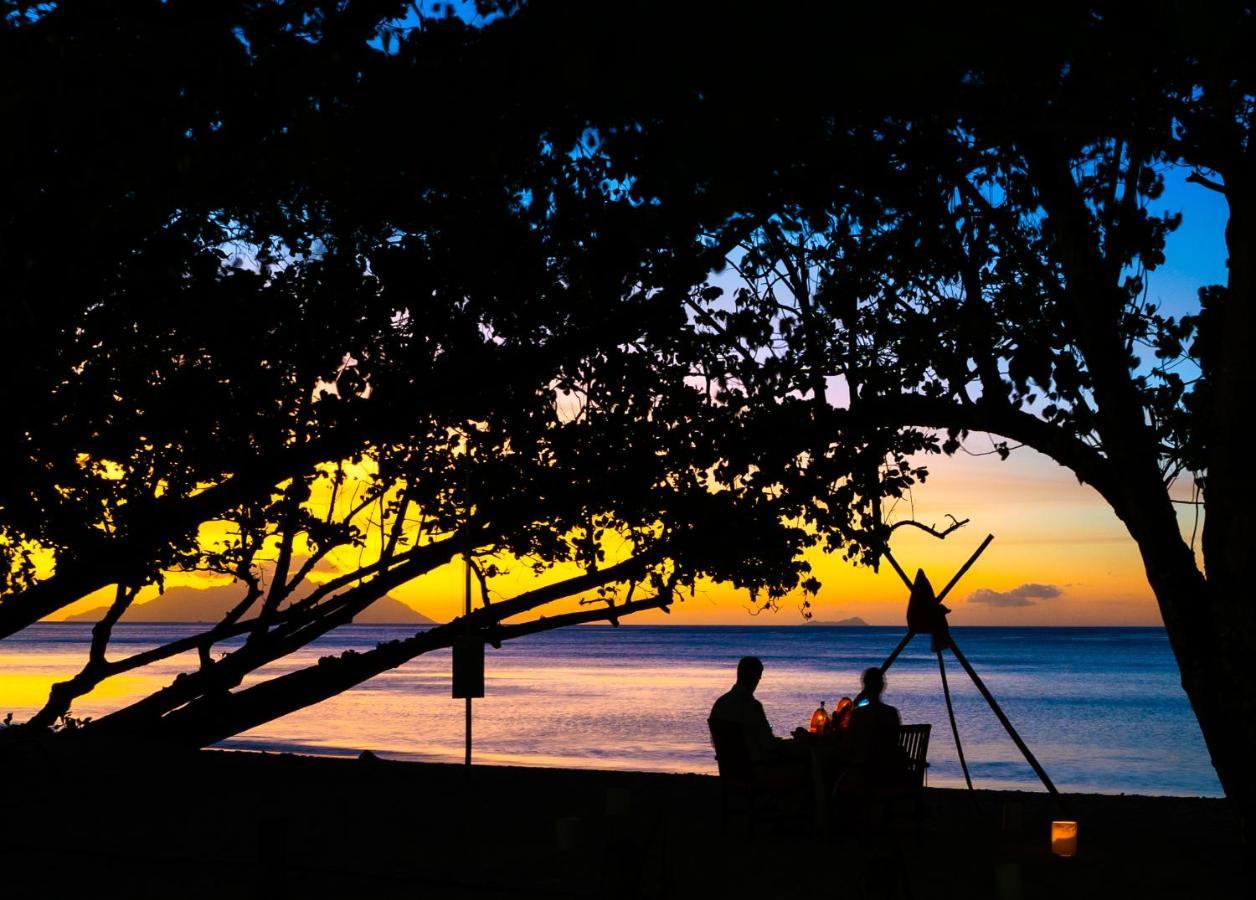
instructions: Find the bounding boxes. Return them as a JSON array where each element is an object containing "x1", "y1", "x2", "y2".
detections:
[{"x1": 0, "y1": 624, "x2": 1221, "y2": 797}]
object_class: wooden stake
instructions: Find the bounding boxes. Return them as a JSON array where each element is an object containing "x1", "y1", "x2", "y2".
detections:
[
  {"x1": 936, "y1": 534, "x2": 994, "y2": 603},
  {"x1": 947, "y1": 636, "x2": 1068, "y2": 813},
  {"x1": 883, "y1": 550, "x2": 914, "y2": 591},
  {"x1": 938, "y1": 650, "x2": 974, "y2": 792},
  {"x1": 880, "y1": 630, "x2": 916, "y2": 673},
  {"x1": 464, "y1": 549, "x2": 472, "y2": 768}
]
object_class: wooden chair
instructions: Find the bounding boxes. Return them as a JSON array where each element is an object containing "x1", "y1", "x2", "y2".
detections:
[
  {"x1": 893, "y1": 723, "x2": 932, "y2": 837},
  {"x1": 898, "y1": 723, "x2": 931, "y2": 790},
  {"x1": 707, "y1": 718, "x2": 813, "y2": 835},
  {"x1": 831, "y1": 723, "x2": 932, "y2": 839}
]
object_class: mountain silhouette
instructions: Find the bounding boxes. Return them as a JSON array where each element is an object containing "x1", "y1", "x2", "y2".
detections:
[
  {"x1": 802, "y1": 616, "x2": 870, "y2": 626},
  {"x1": 64, "y1": 584, "x2": 438, "y2": 625}
]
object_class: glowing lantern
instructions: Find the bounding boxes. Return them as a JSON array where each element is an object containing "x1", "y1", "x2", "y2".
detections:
[
  {"x1": 833, "y1": 697, "x2": 854, "y2": 732},
  {"x1": 809, "y1": 701, "x2": 829, "y2": 734},
  {"x1": 1051, "y1": 820, "x2": 1078, "y2": 857}
]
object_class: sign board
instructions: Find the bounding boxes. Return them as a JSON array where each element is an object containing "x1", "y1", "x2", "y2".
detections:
[{"x1": 452, "y1": 634, "x2": 484, "y2": 698}]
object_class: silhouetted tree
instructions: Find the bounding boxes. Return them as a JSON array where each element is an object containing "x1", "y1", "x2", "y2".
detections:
[
  {"x1": 0, "y1": 1, "x2": 818, "y2": 747},
  {"x1": 566, "y1": 0, "x2": 1256, "y2": 829}
]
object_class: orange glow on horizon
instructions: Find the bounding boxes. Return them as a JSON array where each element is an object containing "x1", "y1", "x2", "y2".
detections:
[
  {"x1": 387, "y1": 446, "x2": 1172, "y2": 628},
  {"x1": 40, "y1": 445, "x2": 1177, "y2": 628}
]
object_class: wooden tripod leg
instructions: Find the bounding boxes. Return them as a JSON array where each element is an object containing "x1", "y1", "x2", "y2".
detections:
[
  {"x1": 937, "y1": 649, "x2": 974, "y2": 792},
  {"x1": 937, "y1": 534, "x2": 995, "y2": 603},
  {"x1": 947, "y1": 637, "x2": 1070, "y2": 813},
  {"x1": 883, "y1": 550, "x2": 914, "y2": 591},
  {"x1": 880, "y1": 630, "x2": 916, "y2": 673}
]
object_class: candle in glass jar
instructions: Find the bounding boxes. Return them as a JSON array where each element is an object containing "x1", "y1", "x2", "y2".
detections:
[{"x1": 1050, "y1": 820, "x2": 1078, "y2": 857}]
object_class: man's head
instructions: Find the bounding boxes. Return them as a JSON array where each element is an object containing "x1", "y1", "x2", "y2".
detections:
[{"x1": 736, "y1": 656, "x2": 764, "y2": 691}]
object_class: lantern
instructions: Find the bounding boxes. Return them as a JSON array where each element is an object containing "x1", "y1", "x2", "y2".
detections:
[
  {"x1": 833, "y1": 697, "x2": 855, "y2": 732},
  {"x1": 809, "y1": 701, "x2": 829, "y2": 734},
  {"x1": 1050, "y1": 820, "x2": 1078, "y2": 857}
]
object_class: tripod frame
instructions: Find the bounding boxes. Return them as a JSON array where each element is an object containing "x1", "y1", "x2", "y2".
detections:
[{"x1": 878, "y1": 534, "x2": 1065, "y2": 809}]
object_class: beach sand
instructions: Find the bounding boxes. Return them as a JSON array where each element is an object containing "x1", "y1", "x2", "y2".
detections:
[{"x1": 0, "y1": 747, "x2": 1242, "y2": 898}]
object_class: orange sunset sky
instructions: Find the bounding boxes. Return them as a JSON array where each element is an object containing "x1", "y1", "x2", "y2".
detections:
[
  {"x1": 399, "y1": 444, "x2": 1193, "y2": 628},
  {"x1": 46, "y1": 444, "x2": 1194, "y2": 629}
]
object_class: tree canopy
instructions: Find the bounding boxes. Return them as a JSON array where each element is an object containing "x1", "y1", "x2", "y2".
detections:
[
  {"x1": 0, "y1": 0, "x2": 823, "y2": 746},
  {"x1": 3, "y1": 0, "x2": 1256, "y2": 831},
  {"x1": 543, "y1": 0, "x2": 1256, "y2": 823}
]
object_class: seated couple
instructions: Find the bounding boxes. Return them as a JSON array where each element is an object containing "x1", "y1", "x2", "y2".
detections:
[{"x1": 709, "y1": 656, "x2": 908, "y2": 789}]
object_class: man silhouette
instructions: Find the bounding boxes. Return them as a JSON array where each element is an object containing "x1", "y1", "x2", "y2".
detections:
[{"x1": 709, "y1": 656, "x2": 795, "y2": 762}]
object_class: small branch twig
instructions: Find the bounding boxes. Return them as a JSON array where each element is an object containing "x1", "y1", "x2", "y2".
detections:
[
  {"x1": 494, "y1": 593, "x2": 672, "y2": 641},
  {"x1": 886, "y1": 514, "x2": 970, "y2": 540},
  {"x1": 468, "y1": 557, "x2": 493, "y2": 608}
]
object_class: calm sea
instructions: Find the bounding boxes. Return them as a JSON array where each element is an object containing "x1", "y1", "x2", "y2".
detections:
[{"x1": 0, "y1": 624, "x2": 1221, "y2": 797}]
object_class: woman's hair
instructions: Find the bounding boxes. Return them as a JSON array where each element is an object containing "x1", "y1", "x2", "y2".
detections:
[{"x1": 861, "y1": 666, "x2": 885, "y2": 698}]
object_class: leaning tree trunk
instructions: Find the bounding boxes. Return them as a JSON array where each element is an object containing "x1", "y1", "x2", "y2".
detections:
[
  {"x1": 1128, "y1": 512, "x2": 1256, "y2": 837},
  {"x1": 1106, "y1": 378, "x2": 1256, "y2": 840},
  {"x1": 145, "y1": 593, "x2": 671, "y2": 749}
]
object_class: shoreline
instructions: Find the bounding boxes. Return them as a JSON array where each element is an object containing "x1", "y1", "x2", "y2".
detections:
[
  {"x1": 32, "y1": 621, "x2": 1175, "y2": 628},
  {"x1": 208, "y1": 743, "x2": 1225, "y2": 801}
]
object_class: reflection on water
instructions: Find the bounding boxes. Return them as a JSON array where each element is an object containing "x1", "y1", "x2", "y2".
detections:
[{"x1": 0, "y1": 624, "x2": 1222, "y2": 797}]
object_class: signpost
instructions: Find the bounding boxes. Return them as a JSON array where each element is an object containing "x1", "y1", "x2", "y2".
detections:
[{"x1": 452, "y1": 550, "x2": 483, "y2": 766}]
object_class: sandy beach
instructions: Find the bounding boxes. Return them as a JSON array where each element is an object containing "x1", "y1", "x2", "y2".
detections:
[{"x1": 0, "y1": 747, "x2": 1240, "y2": 899}]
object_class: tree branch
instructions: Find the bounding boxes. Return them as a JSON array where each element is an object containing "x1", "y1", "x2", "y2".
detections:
[
  {"x1": 886, "y1": 515, "x2": 970, "y2": 540},
  {"x1": 1186, "y1": 170, "x2": 1227, "y2": 194},
  {"x1": 27, "y1": 583, "x2": 139, "y2": 728},
  {"x1": 845, "y1": 394, "x2": 1117, "y2": 504},
  {"x1": 85, "y1": 527, "x2": 478, "y2": 736},
  {"x1": 493, "y1": 592, "x2": 672, "y2": 641},
  {"x1": 0, "y1": 433, "x2": 364, "y2": 640},
  {"x1": 150, "y1": 582, "x2": 674, "y2": 749}
]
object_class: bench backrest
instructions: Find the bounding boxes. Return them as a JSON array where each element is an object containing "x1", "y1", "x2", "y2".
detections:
[{"x1": 898, "y1": 723, "x2": 931, "y2": 787}]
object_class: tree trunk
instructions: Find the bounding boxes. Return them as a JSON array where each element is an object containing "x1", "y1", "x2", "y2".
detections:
[
  {"x1": 1128, "y1": 519, "x2": 1255, "y2": 835},
  {"x1": 1101, "y1": 396, "x2": 1256, "y2": 838},
  {"x1": 1175, "y1": 572, "x2": 1256, "y2": 841},
  {"x1": 147, "y1": 593, "x2": 671, "y2": 749},
  {"x1": 154, "y1": 621, "x2": 457, "y2": 748},
  {"x1": 1192, "y1": 167, "x2": 1256, "y2": 836},
  {"x1": 1028, "y1": 142, "x2": 1255, "y2": 832}
]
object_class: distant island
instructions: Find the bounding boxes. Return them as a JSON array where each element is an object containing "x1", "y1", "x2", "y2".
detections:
[
  {"x1": 802, "y1": 616, "x2": 870, "y2": 627},
  {"x1": 63, "y1": 584, "x2": 437, "y2": 626}
]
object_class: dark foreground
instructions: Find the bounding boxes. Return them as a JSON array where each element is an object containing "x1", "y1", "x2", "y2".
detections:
[{"x1": 0, "y1": 748, "x2": 1242, "y2": 899}]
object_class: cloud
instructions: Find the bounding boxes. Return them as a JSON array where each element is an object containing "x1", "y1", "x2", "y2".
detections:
[{"x1": 967, "y1": 583, "x2": 1064, "y2": 608}]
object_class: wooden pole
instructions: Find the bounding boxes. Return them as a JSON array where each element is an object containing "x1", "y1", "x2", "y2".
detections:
[
  {"x1": 882, "y1": 550, "x2": 914, "y2": 591},
  {"x1": 880, "y1": 630, "x2": 916, "y2": 673},
  {"x1": 464, "y1": 550, "x2": 472, "y2": 768},
  {"x1": 937, "y1": 650, "x2": 974, "y2": 792},
  {"x1": 936, "y1": 534, "x2": 994, "y2": 603},
  {"x1": 946, "y1": 636, "x2": 1067, "y2": 811}
]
